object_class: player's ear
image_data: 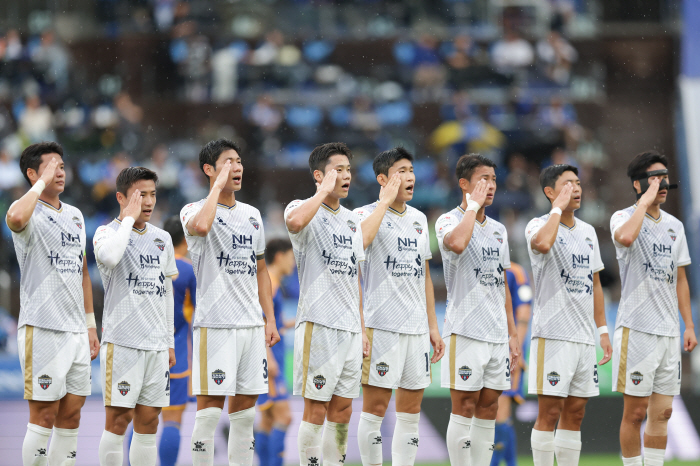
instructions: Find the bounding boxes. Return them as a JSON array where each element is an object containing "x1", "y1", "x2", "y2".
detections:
[
  {"x1": 313, "y1": 170, "x2": 323, "y2": 184},
  {"x1": 632, "y1": 179, "x2": 641, "y2": 194},
  {"x1": 26, "y1": 168, "x2": 38, "y2": 183},
  {"x1": 116, "y1": 191, "x2": 126, "y2": 206},
  {"x1": 203, "y1": 163, "x2": 215, "y2": 178},
  {"x1": 376, "y1": 173, "x2": 388, "y2": 187},
  {"x1": 543, "y1": 186, "x2": 554, "y2": 202},
  {"x1": 458, "y1": 177, "x2": 469, "y2": 192}
]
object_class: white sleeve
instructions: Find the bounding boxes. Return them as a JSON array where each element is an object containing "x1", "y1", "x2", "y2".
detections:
[
  {"x1": 284, "y1": 199, "x2": 308, "y2": 245},
  {"x1": 255, "y1": 215, "x2": 266, "y2": 259},
  {"x1": 93, "y1": 218, "x2": 135, "y2": 270},
  {"x1": 610, "y1": 210, "x2": 631, "y2": 248},
  {"x1": 354, "y1": 208, "x2": 368, "y2": 221},
  {"x1": 180, "y1": 202, "x2": 202, "y2": 237},
  {"x1": 166, "y1": 277, "x2": 174, "y2": 348},
  {"x1": 354, "y1": 220, "x2": 365, "y2": 262},
  {"x1": 592, "y1": 231, "x2": 604, "y2": 273},
  {"x1": 423, "y1": 220, "x2": 432, "y2": 261},
  {"x1": 165, "y1": 241, "x2": 178, "y2": 277},
  {"x1": 7, "y1": 200, "x2": 34, "y2": 241},
  {"x1": 435, "y1": 214, "x2": 458, "y2": 252},
  {"x1": 502, "y1": 229, "x2": 511, "y2": 269},
  {"x1": 525, "y1": 217, "x2": 546, "y2": 253},
  {"x1": 677, "y1": 226, "x2": 691, "y2": 266}
]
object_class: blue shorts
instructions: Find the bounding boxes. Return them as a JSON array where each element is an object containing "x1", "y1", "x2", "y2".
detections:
[
  {"x1": 164, "y1": 372, "x2": 194, "y2": 410},
  {"x1": 257, "y1": 374, "x2": 289, "y2": 410}
]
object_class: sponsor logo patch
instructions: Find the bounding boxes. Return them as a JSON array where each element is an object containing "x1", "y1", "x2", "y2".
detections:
[
  {"x1": 249, "y1": 217, "x2": 260, "y2": 230},
  {"x1": 668, "y1": 228, "x2": 677, "y2": 241},
  {"x1": 494, "y1": 231, "x2": 503, "y2": 244},
  {"x1": 72, "y1": 216, "x2": 82, "y2": 229},
  {"x1": 585, "y1": 237, "x2": 593, "y2": 250},
  {"x1": 347, "y1": 220, "x2": 356, "y2": 233},
  {"x1": 154, "y1": 238, "x2": 165, "y2": 251},
  {"x1": 413, "y1": 221, "x2": 423, "y2": 234},
  {"x1": 192, "y1": 441, "x2": 206, "y2": 452}
]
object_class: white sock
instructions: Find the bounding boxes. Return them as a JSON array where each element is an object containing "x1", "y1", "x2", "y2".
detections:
[
  {"x1": 553, "y1": 429, "x2": 581, "y2": 466},
  {"x1": 644, "y1": 447, "x2": 666, "y2": 466},
  {"x1": 322, "y1": 421, "x2": 350, "y2": 466},
  {"x1": 228, "y1": 407, "x2": 256, "y2": 466},
  {"x1": 297, "y1": 421, "x2": 323, "y2": 466},
  {"x1": 530, "y1": 429, "x2": 554, "y2": 466},
  {"x1": 23, "y1": 423, "x2": 51, "y2": 466},
  {"x1": 622, "y1": 456, "x2": 643, "y2": 466},
  {"x1": 129, "y1": 432, "x2": 157, "y2": 466},
  {"x1": 98, "y1": 430, "x2": 125, "y2": 466},
  {"x1": 48, "y1": 427, "x2": 79, "y2": 466},
  {"x1": 191, "y1": 407, "x2": 222, "y2": 466},
  {"x1": 392, "y1": 412, "x2": 420, "y2": 466},
  {"x1": 357, "y1": 412, "x2": 383, "y2": 466},
  {"x1": 470, "y1": 417, "x2": 496, "y2": 466},
  {"x1": 446, "y1": 413, "x2": 472, "y2": 466}
]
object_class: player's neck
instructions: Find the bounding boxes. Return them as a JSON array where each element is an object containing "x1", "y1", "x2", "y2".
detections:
[
  {"x1": 174, "y1": 243, "x2": 188, "y2": 257},
  {"x1": 216, "y1": 190, "x2": 236, "y2": 207},
  {"x1": 38, "y1": 192, "x2": 60, "y2": 210},
  {"x1": 389, "y1": 199, "x2": 406, "y2": 213},
  {"x1": 560, "y1": 210, "x2": 576, "y2": 228},
  {"x1": 459, "y1": 195, "x2": 486, "y2": 223},
  {"x1": 645, "y1": 202, "x2": 661, "y2": 218},
  {"x1": 323, "y1": 194, "x2": 340, "y2": 210}
]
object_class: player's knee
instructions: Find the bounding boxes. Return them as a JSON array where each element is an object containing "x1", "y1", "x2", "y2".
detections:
[
  {"x1": 37, "y1": 409, "x2": 58, "y2": 428},
  {"x1": 276, "y1": 410, "x2": 293, "y2": 427},
  {"x1": 625, "y1": 405, "x2": 647, "y2": 425},
  {"x1": 454, "y1": 396, "x2": 476, "y2": 418},
  {"x1": 57, "y1": 408, "x2": 81, "y2": 428},
  {"x1": 663, "y1": 407, "x2": 673, "y2": 420}
]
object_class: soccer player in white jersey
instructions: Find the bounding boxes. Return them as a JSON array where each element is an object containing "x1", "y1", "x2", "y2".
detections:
[
  {"x1": 435, "y1": 154, "x2": 520, "y2": 466},
  {"x1": 94, "y1": 167, "x2": 178, "y2": 466},
  {"x1": 611, "y1": 151, "x2": 697, "y2": 466},
  {"x1": 525, "y1": 164, "x2": 613, "y2": 466},
  {"x1": 284, "y1": 142, "x2": 368, "y2": 466},
  {"x1": 353, "y1": 147, "x2": 445, "y2": 466},
  {"x1": 6, "y1": 142, "x2": 99, "y2": 466},
  {"x1": 180, "y1": 139, "x2": 280, "y2": 466}
]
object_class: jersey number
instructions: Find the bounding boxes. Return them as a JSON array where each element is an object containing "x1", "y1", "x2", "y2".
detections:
[
  {"x1": 165, "y1": 371, "x2": 170, "y2": 391},
  {"x1": 505, "y1": 358, "x2": 510, "y2": 378},
  {"x1": 263, "y1": 359, "x2": 268, "y2": 379},
  {"x1": 424, "y1": 353, "x2": 429, "y2": 372},
  {"x1": 593, "y1": 364, "x2": 598, "y2": 384},
  {"x1": 678, "y1": 361, "x2": 681, "y2": 379}
]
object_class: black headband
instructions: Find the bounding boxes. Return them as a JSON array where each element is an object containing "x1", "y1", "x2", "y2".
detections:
[{"x1": 631, "y1": 169, "x2": 670, "y2": 181}]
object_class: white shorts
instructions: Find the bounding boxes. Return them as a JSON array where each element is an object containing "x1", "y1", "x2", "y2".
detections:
[
  {"x1": 101, "y1": 343, "x2": 170, "y2": 408},
  {"x1": 612, "y1": 327, "x2": 681, "y2": 397},
  {"x1": 441, "y1": 334, "x2": 510, "y2": 392},
  {"x1": 293, "y1": 322, "x2": 362, "y2": 402},
  {"x1": 18, "y1": 325, "x2": 91, "y2": 401},
  {"x1": 192, "y1": 326, "x2": 268, "y2": 397},
  {"x1": 362, "y1": 328, "x2": 431, "y2": 390},
  {"x1": 528, "y1": 338, "x2": 599, "y2": 398}
]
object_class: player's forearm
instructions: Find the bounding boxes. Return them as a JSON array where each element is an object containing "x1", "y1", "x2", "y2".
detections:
[
  {"x1": 360, "y1": 203, "x2": 389, "y2": 249},
  {"x1": 286, "y1": 191, "x2": 326, "y2": 233},
  {"x1": 257, "y1": 262, "x2": 277, "y2": 325},
  {"x1": 358, "y1": 273, "x2": 366, "y2": 332},
  {"x1": 95, "y1": 218, "x2": 134, "y2": 269},
  {"x1": 504, "y1": 274, "x2": 517, "y2": 337},
  {"x1": 614, "y1": 208, "x2": 646, "y2": 247},
  {"x1": 82, "y1": 256, "x2": 95, "y2": 315},
  {"x1": 188, "y1": 188, "x2": 221, "y2": 236},
  {"x1": 166, "y1": 278, "x2": 174, "y2": 348},
  {"x1": 444, "y1": 213, "x2": 477, "y2": 254},
  {"x1": 515, "y1": 304, "x2": 531, "y2": 346},
  {"x1": 425, "y1": 262, "x2": 439, "y2": 333},
  {"x1": 5, "y1": 187, "x2": 43, "y2": 232},
  {"x1": 677, "y1": 268, "x2": 694, "y2": 329},
  {"x1": 592, "y1": 273, "x2": 607, "y2": 328},
  {"x1": 530, "y1": 216, "x2": 559, "y2": 254}
]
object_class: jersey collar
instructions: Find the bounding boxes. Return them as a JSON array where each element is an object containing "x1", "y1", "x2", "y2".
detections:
[
  {"x1": 559, "y1": 220, "x2": 576, "y2": 231},
  {"x1": 115, "y1": 218, "x2": 148, "y2": 235},
  {"x1": 38, "y1": 199, "x2": 63, "y2": 213},
  {"x1": 633, "y1": 203, "x2": 662, "y2": 223},
  {"x1": 387, "y1": 205, "x2": 407, "y2": 217},
  {"x1": 217, "y1": 202, "x2": 237, "y2": 210},
  {"x1": 321, "y1": 203, "x2": 340, "y2": 215},
  {"x1": 457, "y1": 205, "x2": 487, "y2": 227}
]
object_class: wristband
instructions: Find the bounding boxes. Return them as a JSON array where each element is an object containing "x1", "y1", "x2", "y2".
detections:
[
  {"x1": 466, "y1": 199, "x2": 481, "y2": 213},
  {"x1": 550, "y1": 207, "x2": 562, "y2": 216},
  {"x1": 29, "y1": 180, "x2": 46, "y2": 195},
  {"x1": 86, "y1": 313, "x2": 97, "y2": 329},
  {"x1": 597, "y1": 326, "x2": 608, "y2": 337}
]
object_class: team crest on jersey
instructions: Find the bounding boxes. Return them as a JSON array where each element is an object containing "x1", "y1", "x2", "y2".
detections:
[
  {"x1": 493, "y1": 231, "x2": 503, "y2": 244},
  {"x1": 585, "y1": 237, "x2": 593, "y2": 250},
  {"x1": 313, "y1": 375, "x2": 326, "y2": 390},
  {"x1": 547, "y1": 371, "x2": 561, "y2": 386},
  {"x1": 376, "y1": 362, "x2": 389, "y2": 377},
  {"x1": 458, "y1": 366, "x2": 472, "y2": 381},
  {"x1": 118, "y1": 381, "x2": 131, "y2": 396},
  {"x1": 72, "y1": 216, "x2": 83, "y2": 229},
  {"x1": 668, "y1": 229, "x2": 677, "y2": 241},
  {"x1": 413, "y1": 222, "x2": 423, "y2": 234},
  {"x1": 631, "y1": 371, "x2": 644, "y2": 385},
  {"x1": 38, "y1": 374, "x2": 52, "y2": 390},
  {"x1": 347, "y1": 220, "x2": 356, "y2": 233},
  {"x1": 212, "y1": 369, "x2": 226, "y2": 385},
  {"x1": 249, "y1": 217, "x2": 260, "y2": 230},
  {"x1": 154, "y1": 238, "x2": 165, "y2": 251}
]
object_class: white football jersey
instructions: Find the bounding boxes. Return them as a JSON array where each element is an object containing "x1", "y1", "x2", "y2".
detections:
[
  {"x1": 526, "y1": 215, "x2": 604, "y2": 345},
  {"x1": 94, "y1": 220, "x2": 178, "y2": 351},
  {"x1": 284, "y1": 200, "x2": 365, "y2": 333},
  {"x1": 9, "y1": 200, "x2": 87, "y2": 333},
  {"x1": 180, "y1": 200, "x2": 266, "y2": 329},
  {"x1": 611, "y1": 206, "x2": 691, "y2": 337},
  {"x1": 436, "y1": 207, "x2": 511, "y2": 343},
  {"x1": 355, "y1": 203, "x2": 432, "y2": 335}
]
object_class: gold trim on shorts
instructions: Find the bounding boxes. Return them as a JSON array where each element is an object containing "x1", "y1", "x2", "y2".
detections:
[
  {"x1": 301, "y1": 322, "x2": 313, "y2": 398},
  {"x1": 449, "y1": 334, "x2": 457, "y2": 389},
  {"x1": 24, "y1": 326, "x2": 34, "y2": 399},
  {"x1": 105, "y1": 343, "x2": 114, "y2": 405},
  {"x1": 199, "y1": 328, "x2": 208, "y2": 396},
  {"x1": 361, "y1": 328, "x2": 375, "y2": 385},
  {"x1": 536, "y1": 338, "x2": 545, "y2": 395},
  {"x1": 616, "y1": 327, "x2": 630, "y2": 393}
]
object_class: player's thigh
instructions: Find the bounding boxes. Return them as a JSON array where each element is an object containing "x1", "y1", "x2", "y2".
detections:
[
  {"x1": 652, "y1": 335, "x2": 682, "y2": 396},
  {"x1": 294, "y1": 322, "x2": 340, "y2": 402},
  {"x1": 495, "y1": 394, "x2": 513, "y2": 422},
  {"x1": 133, "y1": 403, "x2": 162, "y2": 434},
  {"x1": 483, "y1": 342, "x2": 511, "y2": 391},
  {"x1": 397, "y1": 332, "x2": 432, "y2": 391},
  {"x1": 327, "y1": 394, "x2": 354, "y2": 424},
  {"x1": 361, "y1": 384, "x2": 393, "y2": 416},
  {"x1": 101, "y1": 343, "x2": 144, "y2": 409},
  {"x1": 235, "y1": 326, "x2": 268, "y2": 396},
  {"x1": 613, "y1": 327, "x2": 659, "y2": 397},
  {"x1": 361, "y1": 328, "x2": 402, "y2": 390},
  {"x1": 334, "y1": 329, "x2": 362, "y2": 399},
  {"x1": 559, "y1": 395, "x2": 589, "y2": 430},
  {"x1": 192, "y1": 327, "x2": 238, "y2": 396},
  {"x1": 19, "y1": 326, "x2": 74, "y2": 402},
  {"x1": 395, "y1": 387, "x2": 424, "y2": 414},
  {"x1": 137, "y1": 349, "x2": 171, "y2": 408},
  {"x1": 527, "y1": 338, "x2": 577, "y2": 398},
  {"x1": 441, "y1": 334, "x2": 490, "y2": 392},
  {"x1": 569, "y1": 342, "x2": 599, "y2": 398},
  {"x1": 54, "y1": 393, "x2": 86, "y2": 428},
  {"x1": 449, "y1": 388, "x2": 480, "y2": 417}
]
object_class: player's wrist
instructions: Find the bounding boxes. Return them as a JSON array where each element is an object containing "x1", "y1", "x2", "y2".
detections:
[
  {"x1": 86, "y1": 312, "x2": 97, "y2": 329},
  {"x1": 597, "y1": 326, "x2": 609, "y2": 337},
  {"x1": 550, "y1": 207, "x2": 563, "y2": 216},
  {"x1": 29, "y1": 179, "x2": 46, "y2": 195},
  {"x1": 465, "y1": 199, "x2": 481, "y2": 213}
]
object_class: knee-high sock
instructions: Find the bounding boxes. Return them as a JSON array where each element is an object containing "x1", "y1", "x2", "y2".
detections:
[
  {"x1": 392, "y1": 412, "x2": 420, "y2": 466},
  {"x1": 129, "y1": 432, "x2": 157, "y2": 466},
  {"x1": 530, "y1": 429, "x2": 554, "y2": 466},
  {"x1": 23, "y1": 423, "x2": 51, "y2": 466},
  {"x1": 644, "y1": 447, "x2": 665, "y2": 466},
  {"x1": 228, "y1": 407, "x2": 256, "y2": 466},
  {"x1": 48, "y1": 427, "x2": 79, "y2": 466},
  {"x1": 553, "y1": 429, "x2": 581, "y2": 466},
  {"x1": 446, "y1": 413, "x2": 472, "y2": 466},
  {"x1": 297, "y1": 421, "x2": 323, "y2": 466},
  {"x1": 269, "y1": 423, "x2": 287, "y2": 466},
  {"x1": 254, "y1": 430, "x2": 270, "y2": 466},
  {"x1": 322, "y1": 421, "x2": 349, "y2": 466},
  {"x1": 158, "y1": 421, "x2": 182, "y2": 466},
  {"x1": 98, "y1": 430, "x2": 125, "y2": 466},
  {"x1": 191, "y1": 407, "x2": 222, "y2": 466},
  {"x1": 622, "y1": 456, "x2": 643, "y2": 466},
  {"x1": 470, "y1": 417, "x2": 496, "y2": 466},
  {"x1": 357, "y1": 412, "x2": 383, "y2": 466}
]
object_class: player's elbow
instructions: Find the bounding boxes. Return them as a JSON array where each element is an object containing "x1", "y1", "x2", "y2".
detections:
[
  {"x1": 285, "y1": 216, "x2": 303, "y2": 234},
  {"x1": 192, "y1": 222, "x2": 210, "y2": 237},
  {"x1": 616, "y1": 235, "x2": 633, "y2": 248},
  {"x1": 532, "y1": 241, "x2": 550, "y2": 255},
  {"x1": 5, "y1": 211, "x2": 24, "y2": 232}
]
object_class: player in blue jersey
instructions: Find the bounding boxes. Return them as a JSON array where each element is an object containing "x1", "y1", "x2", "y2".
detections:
[
  {"x1": 254, "y1": 238, "x2": 296, "y2": 466},
  {"x1": 491, "y1": 262, "x2": 532, "y2": 466}
]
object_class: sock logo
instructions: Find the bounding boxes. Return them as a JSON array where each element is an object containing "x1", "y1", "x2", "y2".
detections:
[
  {"x1": 36, "y1": 448, "x2": 47, "y2": 457},
  {"x1": 308, "y1": 457, "x2": 319, "y2": 465},
  {"x1": 38, "y1": 374, "x2": 52, "y2": 390},
  {"x1": 462, "y1": 440, "x2": 471, "y2": 449},
  {"x1": 193, "y1": 441, "x2": 206, "y2": 452},
  {"x1": 372, "y1": 435, "x2": 382, "y2": 445},
  {"x1": 68, "y1": 451, "x2": 77, "y2": 458},
  {"x1": 631, "y1": 371, "x2": 644, "y2": 385},
  {"x1": 547, "y1": 371, "x2": 560, "y2": 386},
  {"x1": 313, "y1": 375, "x2": 326, "y2": 390},
  {"x1": 340, "y1": 454, "x2": 346, "y2": 463},
  {"x1": 118, "y1": 380, "x2": 131, "y2": 396},
  {"x1": 376, "y1": 362, "x2": 389, "y2": 377},
  {"x1": 459, "y1": 366, "x2": 472, "y2": 381},
  {"x1": 408, "y1": 437, "x2": 419, "y2": 447},
  {"x1": 212, "y1": 369, "x2": 226, "y2": 385}
]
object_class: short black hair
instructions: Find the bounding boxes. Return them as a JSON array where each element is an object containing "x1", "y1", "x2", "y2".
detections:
[
  {"x1": 308, "y1": 142, "x2": 353, "y2": 176},
  {"x1": 265, "y1": 238, "x2": 293, "y2": 264},
  {"x1": 116, "y1": 167, "x2": 159, "y2": 195},
  {"x1": 19, "y1": 141, "x2": 64, "y2": 185},
  {"x1": 199, "y1": 138, "x2": 242, "y2": 178},
  {"x1": 455, "y1": 153, "x2": 497, "y2": 182},
  {"x1": 373, "y1": 146, "x2": 414, "y2": 177},
  {"x1": 163, "y1": 215, "x2": 185, "y2": 248},
  {"x1": 627, "y1": 150, "x2": 668, "y2": 182},
  {"x1": 539, "y1": 164, "x2": 578, "y2": 193}
]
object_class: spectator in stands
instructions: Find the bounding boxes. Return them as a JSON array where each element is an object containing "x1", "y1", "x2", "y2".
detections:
[
  {"x1": 0, "y1": 148, "x2": 23, "y2": 192},
  {"x1": 30, "y1": 30, "x2": 70, "y2": 93},
  {"x1": 446, "y1": 33, "x2": 477, "y2": 70},
  {"x1": 350, "y1": 95, "x2": 380, "y2": 133},
  {"x1": 250, "y1": 30, "x2": 285, "y2": 66},
  {"x1": 537, "y1": 30, "x2": 578, "y2": 84},
  {"x1": 249, "y1": 94, "x2": 284, "y2": 134},
  {"x1": 145, "y1": 144, "x2": 181, "y2": 202},
  {"x1": 491, "y1": 26, "x2": 534, "y2": 72},
  {"x1": 19, "y1": 95, "x2": 54, "y2": 142},
  {"x1": 412, "y1": 33, "x2": 447, "y2": 92},
  {"x1": 536, "y1": 96, "x2": 577, "y2": 131},
  {"x1": 2, "y1": 29, "x2": 23, "y2": 61}
]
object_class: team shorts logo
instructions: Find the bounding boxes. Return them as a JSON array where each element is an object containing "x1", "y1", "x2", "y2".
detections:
[
  {"x1": 631, "y1": 371, "x2": 644, "y2": 385},
  {"x1": 493, "y1": 231, "x2": 503, "y2": 244},
  {"x1": 668, "y1": 229, "x2": 677, "y2": 241},
  {"x1": 458, "y1": 366, "x2": 472, "y2": 381},
  {"x1": 154, "y1": 238, "x2": 165, "y2": 251},
  {"x1": 38, "y1": 374, "x2": 52, "y2": 390},
  {"x1": 585, "y1": 237, "x2": 593, "y2": 250},
  {"x1": 118, "y1": 381, "x2": 131, "y2": 396},
  {"x1": 376, "y1": 362, "x2": 389, "y2": 377},
  {"x1": 547, "y1": 371, "x2": 561, "y2": 386},
  {"x1": 347, "y1": 220, "x2": 356, "y2": 233},
  {"x1": 212, "y1": 369, "x2": 226, "y2": 385},
  {"x1": 72, "y1": 216, "x2": 83, "y2": 229},
  {"x1": 249, "y1": 217, "x2": 260, "y2": 230},
  {"x1": 413, "y1": 222, "x2": 423, "y2": 234},
  {"x1": 313, "y1": 375, "x2": 326, "y2": 390}
]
